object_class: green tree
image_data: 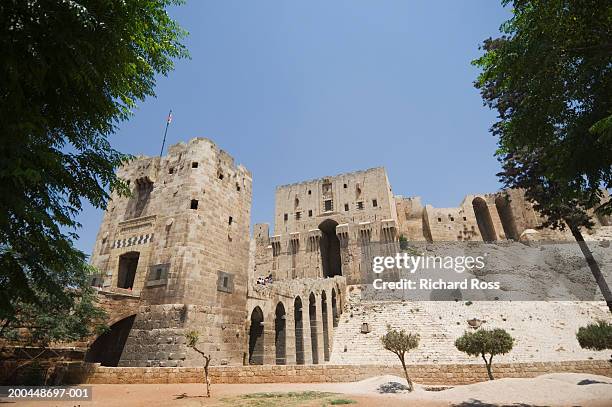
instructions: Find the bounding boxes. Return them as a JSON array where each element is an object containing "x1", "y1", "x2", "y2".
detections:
[
  {"x1": 0, "y1": 1, "x2": 188, "y2": 332},
  {"x1": 473, "y1": 1, "x2": 612, "y2": 311},
  {"x1": 380, "y1": 325, "x2": 419, "y2": 391},
  {"x1": 576, "y1": 321, "x2": 612, "y2": 352},
  {"x1": 185, "y1": 330, "x2": 212, "y2": 397},
  {"x1": 1, "y1": 277, "x2": 107, "y2": 383},
  {"x1": 455, "y1": 329, "x2": 514, "y2": 380}
]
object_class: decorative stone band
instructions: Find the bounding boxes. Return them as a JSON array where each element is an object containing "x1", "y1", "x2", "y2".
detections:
[{"x1": 112, "y1": 233, "x2": 154, "y2": 249}]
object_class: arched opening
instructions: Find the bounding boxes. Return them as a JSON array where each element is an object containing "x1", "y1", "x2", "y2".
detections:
[
  {"x1": 85, "y1": 314, "x2": 136, "y2": 366},
  {"x1": 248, "y1": 307, "x2": 264, "y2": 365},
  {"x1": 495, "y1": 196, "x2": 519, "y2": 240},
  {"x1": 294, "y1": 297, "x2": 305, "y2": 365},
  {"x1": 472, "y1": 198, "x2": 497, "y2": 242},
  {"x1": 321, "y1": 291, "x2": 330, "y2": 362},
  {"x1": 309, "y1": 293, "x2": 319, "y2": 364},
  {"x1": 331, "y1": 289, "x2": 339, "y2": 328},
  {"x1": 319, "y1": 219, "x2": 342, "y2": 278},
  {"x1": 275, "y1": 302, "x2": 286, "y2": 365},
  {"x1": 117, "y1": 252, "x2": 139, "y2": 289},
  {"x1": 125, "y1": 178, "x2": 154, "y2": 220}
]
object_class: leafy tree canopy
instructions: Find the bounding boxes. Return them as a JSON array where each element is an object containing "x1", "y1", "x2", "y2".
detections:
[
  {"x1": 455, "y1": 328, "x2": 513, "y2": 380},
  {"x1": 0, "y1": 1, "x2": 188, "y2": 330},
  {"x1": 576, "y1": 321, "x2": 612, "y2": 351},
  {"x1": 455, "y1": 329, "x2": 514, "y2": 358},
  {"x1": 473, "y1": 0, "x2": 612, "y2": 230}
]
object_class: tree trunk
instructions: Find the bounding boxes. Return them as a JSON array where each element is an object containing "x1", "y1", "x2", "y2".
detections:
[
  {"x1": 400, "y1": 357, "x2": 414, "y2": 392},
  {"x1": 569, "y1": 225, "x2": 612, "y2": 313},
  {"x1": 204, "y1": 357, "x2": 210, "y2": 398},
  {"x1": 482, "y1": 354, "x2": 494, "y2": 380}
]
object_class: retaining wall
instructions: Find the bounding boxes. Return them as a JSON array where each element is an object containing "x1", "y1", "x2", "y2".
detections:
[{"x1": 62, "y1": 360, "x2": 612, "y2": 386}]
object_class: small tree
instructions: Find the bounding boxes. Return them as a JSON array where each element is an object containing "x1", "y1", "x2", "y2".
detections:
[
  {"x1": 577, "y1": 321, "x2": 612, "y2": 353},
  {"x1": 380, "y1": 325, "x2": 419, "y2": 391},
  {"x1": 184, "y1": 330, "x2": 211, "y2": 397},
  {"x1": 455, "y1": 329, "x2": 513, "y2": 380}
]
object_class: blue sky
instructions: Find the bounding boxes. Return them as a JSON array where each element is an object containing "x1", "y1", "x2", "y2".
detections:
[{"x1": 74, "y1": 0, "x2": 511, "y2": 255}]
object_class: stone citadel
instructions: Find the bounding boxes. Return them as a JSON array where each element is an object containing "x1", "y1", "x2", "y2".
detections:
[{"x1": 85, "y1": 137, "x2": 612, "y2": 368}]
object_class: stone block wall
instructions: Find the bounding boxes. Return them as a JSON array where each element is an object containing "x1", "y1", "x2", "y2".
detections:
[
  {"x1": 87, "y1": 138, "x2": 252, "y2": 367},
  {"x1": 63, "y1": 360, "x2": 612, "y2": 386},
  {"x1": 245, "y1": 277, "x2": 346, "y2": 366}
]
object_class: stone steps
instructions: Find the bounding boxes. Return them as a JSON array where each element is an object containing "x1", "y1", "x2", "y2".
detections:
[{"x1": 329, "y1": 287, "x2": 611, "y2": 365}]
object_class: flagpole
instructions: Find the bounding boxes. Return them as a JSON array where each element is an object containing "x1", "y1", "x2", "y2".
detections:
[{"x1": 160, "y1": 109, "x2": 172, "y2": 158}]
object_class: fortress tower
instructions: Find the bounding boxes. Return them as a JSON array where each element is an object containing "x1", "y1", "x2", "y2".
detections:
[{"x1": 86, "y1": 138, "x2": 252, "y2": 367}]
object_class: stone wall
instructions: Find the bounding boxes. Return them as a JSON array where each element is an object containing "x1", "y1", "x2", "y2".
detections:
[
  {"x1": 87, "y1": 138, "x2": 253, "y2": 367},
  {"x1": 254, "y1": 168, "x2": 399, "y2": 284},
  {"x1": 253, "y1": 167, "x2": 609, "y2": 290},
  {"x1": 246, "y1": 277, "x2": 346, "y2": 366},
  {"x1": 63, "y1": 360, "x2": 612, "y2": 386}
]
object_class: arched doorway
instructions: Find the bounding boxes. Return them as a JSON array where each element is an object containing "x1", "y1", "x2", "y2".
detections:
[
  {"x1": 275, "y1": 302, "x2": 286, "y2": 365},
  {"x1": 117, "y1": 251, "x2": 139, "y2": 289},
  {"x1": 85, "y1": 314, "x2": 136, "y2": 366},
  {"x1": 309, "y1": 293, "x2": 319, "y2": 364},
  {"x1": 472, "y1": 198, "x2": 497, "y2": 242},
  {"x1": 495, "y1": 196, "x2": 519, "y2": 240},
  {"x1": 331, "y1": 289, "x2": 339, "y2": 328},
  {"x1": 248, "y1": 307, "x2": 264, "y2": 365},
  {"x1": 319, "y1": 219, "x2": 342, "y2": 278},
  {"x1": 294, "y1": 297, "x2": 304, "y2": 365},
  {"x1": 321, "y1": 291, "x2": 330, "y2": 362}
]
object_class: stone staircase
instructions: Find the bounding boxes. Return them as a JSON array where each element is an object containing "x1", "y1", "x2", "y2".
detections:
[{"x1": 330, "y1": 286, "x2": 611, "y2": 365}]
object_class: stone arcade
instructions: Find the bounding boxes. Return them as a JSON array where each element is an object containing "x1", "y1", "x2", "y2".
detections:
[{"x1": 85, "y1": 137, "x2": 611, "y2": 368}]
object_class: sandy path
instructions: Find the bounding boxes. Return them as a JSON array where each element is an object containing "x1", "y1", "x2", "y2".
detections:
[{"x1": 5, "y1": 373, "x2": 612, "y2": 406}]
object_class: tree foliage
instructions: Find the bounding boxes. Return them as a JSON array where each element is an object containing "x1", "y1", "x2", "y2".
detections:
[
  {"x1": 473, "y1": 0, "x2": 612, "y2": 310},
  {"x1": 576, "y1": 321, "x2": 612, "y2": 351},
  {"x1": 473, "y1": 0, "x2": 612, "y2": 227},
  {"x1": 0, "y1": 1, "x2": 188, "y2": 329},
  {"x1": 455, "y1": 329, "x2": 513, "y2": 380},
  {"x1": 381, "y1": 326, "x2": 419, "y2": 391}
]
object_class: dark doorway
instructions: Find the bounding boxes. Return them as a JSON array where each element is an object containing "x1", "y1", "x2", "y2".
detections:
[
  {"x1": 294, "y1": 297, "x2": 305, "y2": 365},
  {"x1": 275, "y1": 302, "x2": 286, "y2": 365},
  {"x1": 495, "y1": 196, "x2": 519, "y2": 240},
  {"x1": 309, "y1": 293, "x2": 319, "y2": 364},
  {"x1": 85, "y1": 315, "x2": 136, "y2": 366},
  {"x1": 319, "y1": 219, "x2": 342, "y2": 278},
  {"x1": 472, "y1": 198, "x2": 497, "y2": 242},
  {"x1": 321, "y1": 291, "x2": 330, "y2": 362},
  {"x1": 248, "y1": 307, "x2": 264, "y2": 365},
  {"x1": 332, "y1": 289, "x2": 339, "y2": 328},
  {"x1": 117, "y1": 252, "x2": 139, "y2": 289}
]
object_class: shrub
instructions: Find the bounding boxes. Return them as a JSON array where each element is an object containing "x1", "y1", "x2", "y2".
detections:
[
  {"x1": 399, "y1": 234, "x2": 409, "y2": 250},
  {"x1": 455, "y1": 328, "x2": 513, "y2": 380},
  {"x1": 576, "y1": 321, "x2": 612, "y2": 351}
]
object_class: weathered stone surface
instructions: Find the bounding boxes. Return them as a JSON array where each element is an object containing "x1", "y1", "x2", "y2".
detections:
[{"x1": 62, "y1": 360, "x2": 612, "y2": 385}]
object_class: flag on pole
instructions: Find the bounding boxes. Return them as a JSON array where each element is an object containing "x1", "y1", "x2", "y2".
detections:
[{"x1": 160, "y1": 109, "x2": 173, "y2": 158}]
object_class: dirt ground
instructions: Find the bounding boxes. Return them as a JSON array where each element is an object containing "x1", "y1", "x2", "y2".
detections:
[{"x1": 4, "y1": 373, "x2": 612, "y2": 407}]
